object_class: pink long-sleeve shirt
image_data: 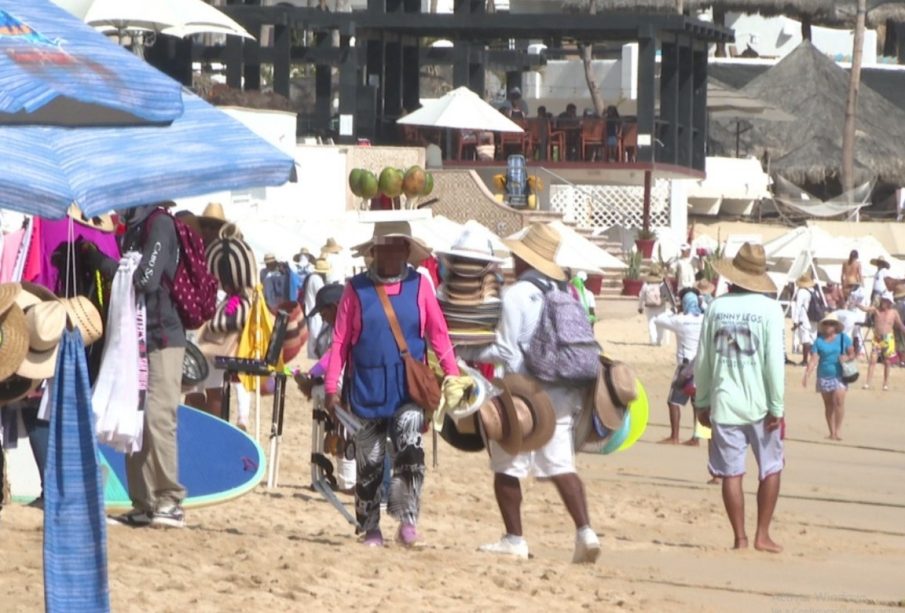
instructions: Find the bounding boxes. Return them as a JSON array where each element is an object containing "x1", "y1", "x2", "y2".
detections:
[{"x1": 324, "y1": 273, "x2": 459, "y2": 393}]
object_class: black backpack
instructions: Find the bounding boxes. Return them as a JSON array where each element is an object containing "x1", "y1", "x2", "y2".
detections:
[{"x1": 806, "y1": 289, "x2": 827, "y2": 322}]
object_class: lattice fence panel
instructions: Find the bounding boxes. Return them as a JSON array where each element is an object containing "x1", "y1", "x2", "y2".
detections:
[{"x1": 549, "y1": 180, "x2": 671, "y2": 231}]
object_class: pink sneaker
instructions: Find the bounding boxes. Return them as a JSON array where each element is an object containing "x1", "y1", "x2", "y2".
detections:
[
  {"x1": 396, "y1": 523, "x2": 419, "y2": 547},
  {"x1": 362, "y1": 530, "x2": 384, "y2": 547}
]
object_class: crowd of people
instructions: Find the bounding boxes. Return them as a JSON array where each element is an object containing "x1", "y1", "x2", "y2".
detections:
[{"x1": 2, "y1": 203, "x2": 903, "y2": 567}]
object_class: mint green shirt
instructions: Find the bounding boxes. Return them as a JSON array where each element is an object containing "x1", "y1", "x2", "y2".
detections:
[{"x1": 693, "y1": 292, "x2": 785, "y2": 425}]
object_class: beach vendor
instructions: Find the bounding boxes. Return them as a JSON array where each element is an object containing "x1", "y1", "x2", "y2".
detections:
[
  {"x1": 792, "y1": 274, "x2": 818, "y2": 365},
  {"x1": 858, "y1": 291, "x2": 905, "y2": 391},
  {"x1": 694, "y1": 243, "x2": 785, "y2": 553},
  {"x1": 638, "y1": 268, "x2": 670, "y2": 346},
  {"x1": 324, "y1": 221, "x2": 459, "y2": 547},
  {"x1": 83, "y1": 204, "x2": 188, "y2": 529},
  {"x1": 457, "y1": 223, "x2": 601, "y2": 564},
  {"x1": 653, "y1": 290, "x2": 704, "y2": 446}
]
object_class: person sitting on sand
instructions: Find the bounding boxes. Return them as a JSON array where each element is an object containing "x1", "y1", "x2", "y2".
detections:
[
  {"x1": 802, "y1": 314, "x2": 854, "y2": 441},
  {"x1": 694, "y1": 242, "x2": 785, "y2": 553},
  {"x1": 858, "y1": 291, "x2": 905, "y2": 391},
  {"x1": 654, "y1": 290, "x2": 704, "y2": 446}
]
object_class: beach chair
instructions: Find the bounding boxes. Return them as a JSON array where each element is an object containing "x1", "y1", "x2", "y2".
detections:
[{"x1": 308, "y1": 384, "x2": 360, "y2": 529}]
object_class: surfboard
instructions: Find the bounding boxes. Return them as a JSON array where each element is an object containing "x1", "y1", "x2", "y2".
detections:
[{"x1": 9, "y1": 404, "x2": 265, "y2": 510}]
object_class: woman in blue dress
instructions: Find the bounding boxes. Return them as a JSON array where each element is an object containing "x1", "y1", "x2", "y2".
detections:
[{"x1": 802, "y1": 314, "x2": 855, "y2": 441}]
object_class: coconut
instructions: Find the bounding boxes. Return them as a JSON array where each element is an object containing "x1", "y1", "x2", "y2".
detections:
[
  {"x1": 378, "y1": 167, "x2": 404, "y2": 198},
  {"x1": 359, "y1": 170, "x2": 379, "y2": 199},
  {"x1": 402, "y1": 166, "x2": 426, "y2": 197},
  {"x1": 421, "y1": 172, "x2": 434, "y2": 196}
]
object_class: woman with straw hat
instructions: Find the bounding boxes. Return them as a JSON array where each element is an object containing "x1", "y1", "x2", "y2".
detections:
[
  {"x1": 637, "y1": 267, "x2": 670, "y2": 346},
  {"x1": 323, "y1": 221, "x2": 459, "y2": 548},
  {"x1": 802, "y1": 314, "x2": 854, "y2": 441}
]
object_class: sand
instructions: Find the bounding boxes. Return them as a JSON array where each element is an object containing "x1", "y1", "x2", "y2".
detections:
[{"x1": 2, "y1": 298, "x2": 904, "y2": 612}]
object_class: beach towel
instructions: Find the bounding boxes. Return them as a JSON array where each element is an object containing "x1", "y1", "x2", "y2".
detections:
[
  {"x1": 43, "y1": 328, "x2": 111, "y2": 613},
  {"x1": 92, "y1": 252, "x2": 147, "y2": 453}
]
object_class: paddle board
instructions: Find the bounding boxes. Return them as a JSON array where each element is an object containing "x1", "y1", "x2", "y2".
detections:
[{"x1": 9, "y1": 404, "x2": 265, "y2": 510}]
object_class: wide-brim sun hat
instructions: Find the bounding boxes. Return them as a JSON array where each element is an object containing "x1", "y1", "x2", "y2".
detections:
[
  {"x1": 494, "y1": 374, "x2": 555, "y2": 452},
  {"x1": 870, "y1": 256, "x2": 890, "y2": 269},
  {"x1": 478, "y1": 396, "x2": 521, "y2": 455},
  {"x1": 0, "y1": 304, "x2": 30, "y2": 382},
  {"x1": 435, "y1": 224, "x2": 505, "y2": 264},
  {"x1": 197, "y1": 201, "x2": 227, "y2": 232},
  {"x1": 818, "y1": 314, "x2": 844, "y2": 334},
  {"x1": 321, "y1": 237, "x2": 343, "y2": 254},
  {"x1": 504, "y1": 223, "x2": 566, "y2": 282},
  {"x1": 796, "y1": 274, "x2": 816, "y2": 289},
  {"x1": 61, "y1": 296, "x2": 104, "y2": 346},
  {"x1": 313, "y1": 258, "x2": 332, "y2": 275},
  {"x1": 711, "y1": 242, "x2": 776, "y2": 293},
  {"x1": 352, "y1": 220, "x2": 432, "y2": 264},
  {"x1": 0, "y1": 374, "x2": 40, "y2": 404},
  {"x1": 0, "y1": 282, "x2": 21, "y2": 315},
  {"x1": 439, "y1": 413, "x2": 485, "y2": 452},
  {"x1": 17, "y1": 300, "x2": 68, "y2": 380},
  {"x1": 694, "y1": 278, "x2": 715, "y2": 295},
  {"x1": 594, "y1": 356, "x2": 637, "y2": 430},
  {"x1": 67, "y1": 203, "x2": 116, "y2": 233}
]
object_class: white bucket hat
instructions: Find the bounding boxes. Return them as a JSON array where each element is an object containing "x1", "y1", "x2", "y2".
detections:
[{"x1": 435, "y1": 222, "x2": 504, "y2": 264}]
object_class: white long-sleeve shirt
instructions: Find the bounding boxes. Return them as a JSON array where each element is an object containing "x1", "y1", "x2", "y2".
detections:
[
  {"x1": 653, "y1": 311, "x2": 703, "y2": 363},
  {"x1": 792, "y1": 287, "x2": 812, "y2": 325}
]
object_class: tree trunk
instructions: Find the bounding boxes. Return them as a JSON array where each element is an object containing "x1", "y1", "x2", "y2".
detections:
[
  {"x1": 801, "y1": 17, "x2": 812, "y2": 41},
  {"x1": 579, "y1": 0, "x2": 605, "y2": 116},
  {"x1": 842, "y1": 0, "x2": 867, "y2": 195}
]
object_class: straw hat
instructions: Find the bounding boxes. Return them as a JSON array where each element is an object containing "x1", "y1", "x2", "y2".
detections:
[
  {"x1": 643, "y1": 270, "x2": 663, "y2": 284},
  {"x1": 870, "y1": 256, "x2": 890, "y2": 269},
  {"x1": 494, "y1": 375, "x2": 555, "y2": 452},
  {"x1": 593, "y1": 356, "x2": 637, "y2": 430},
  {"x1": 313, "y1": 258, "x2": 332, "y2": 275},
  {"x1": 711, "y1": 242, "x2": 776, "y2": 293},
  {"x1": 0, "y1": 282, "x2": 21, "y2": 315},
  {"x1": 894, "y1": 284, "x2": 905, "y2": 300},
  {"x1": 352, "y1": 221, "x2": 431, "y2": 264},
  {"x1": 61, "y1": 296, "x2": 103, "y2": 346},
  {"x1": 321, "y1": 237, "x2": 343, "y2": 255},
  {"x1": 504, "y1": 223, "x2": 566, "y2": 282},
  {"x1": 17, "y1": 301, "x2": 68, "y2": 380},
  {"x1": 67, "y1": 203, "x2": 116, "y2": 233},
  {"x1": 694, "y1": 278, "x2": 715, "y2": 295},
  {"x1": 477, "y1": 396, "x2": 521, "y2": 455},
  {"x1": 435, "y1": 225, "x2": 504, "y2": 264},
  {"x1": 0, "y1": 374, "x2": 40, "y2": 404},
  {"x1": 818, "y1": 313, "x2": 844, "y2": 334},
  {"x1": 0, "y1": 304, "x2": 29, "y2": 382},
  {"x1": 15, "y1": 282, "x2": 56, "y2": 310},
  {"x1": 197, "y1": 202, "x2": 227, "y2": 232},
  {"x1": 263, "y1": 253, "x2": 277, "y2": 264},
  {"x1": 796, "y1": 274, "x2": 816, "y2": 289}
]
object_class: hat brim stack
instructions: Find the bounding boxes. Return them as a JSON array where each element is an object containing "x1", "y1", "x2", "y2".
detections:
[
  {"x1": 0, "y1": 299, "x2": 29, "y2": 382},
  {"x1": 478, "y1": 396, "x2": 521, "y2": 455},
  {"x1": 495, "y1": 375, "x2": 555, "y2": 452},
  {"x1": 440, "y1": 255, "x2": 503, "y2": 345}
]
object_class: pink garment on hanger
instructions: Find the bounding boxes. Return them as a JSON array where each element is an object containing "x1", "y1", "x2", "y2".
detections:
[
  {"x1": 37, "y1": 217, "x2": 121, "y2": 295},
  {"x1": 21, "y1": 217, "x2": 42, "y2": 283}
]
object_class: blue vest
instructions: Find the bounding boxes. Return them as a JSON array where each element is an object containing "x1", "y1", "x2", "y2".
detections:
[{"x1": 349, "y1": 270, "x2": 425, "y2": 420}]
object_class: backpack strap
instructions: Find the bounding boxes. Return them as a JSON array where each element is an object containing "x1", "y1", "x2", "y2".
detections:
[
  {"x1": 523, "y1": 276, "x2": 567, "y2": 294},
  {"x1": 374, "y1": 285, "x2": 411, "y2": 358}
]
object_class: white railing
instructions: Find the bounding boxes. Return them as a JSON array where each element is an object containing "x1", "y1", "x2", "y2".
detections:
[{"x1": 549, "y1": 179, "x2": 671, "y2": 231}]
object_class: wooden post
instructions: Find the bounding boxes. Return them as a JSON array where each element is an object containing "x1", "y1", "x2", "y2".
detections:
[
  {"x1": 842, "y1": 0, "x2": 867, "y2": 196},
  {"x1": 642, "y1": 170, "x2": 652, "y2": 233}
]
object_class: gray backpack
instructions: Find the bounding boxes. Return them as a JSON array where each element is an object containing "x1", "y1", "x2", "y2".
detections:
[{"x1": 524, "y1": 278, "x2": 601, "y2": 383}]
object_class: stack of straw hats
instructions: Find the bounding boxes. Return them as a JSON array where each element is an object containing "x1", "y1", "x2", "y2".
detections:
[
  {"x1": 436, "y1": 224, "x2": 505, "y2": 345},
  {"x1": 0, "y1": 282, "x2": 103, "y2": 404}
]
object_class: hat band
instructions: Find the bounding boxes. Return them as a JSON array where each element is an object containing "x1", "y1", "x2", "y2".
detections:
[{"x1": 732, "y1": 253, "x2": 767, "y2": 276}]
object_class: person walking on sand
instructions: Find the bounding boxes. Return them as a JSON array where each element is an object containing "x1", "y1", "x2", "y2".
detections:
[
  {"x1": 638, "y1": 269, "x2": 670, "y2": 346},
  {"x1": 654, "y1": 290, "x2": 704, "y2": 445},
  {"x1": 859, "y1": 291, "x2": 905, "y2": 390},
  {"x1": 458, "y1": 223, "x2": 601, "y2": 564},
  {"x1": 802, "y1": 315, "x2": 854, "y2": 441},
  {"x1": 694, "y1": 242, "x2": 785, "y2": 553},
  {"x1": 324, "y1": 221, "x2": 459, "y2": 548},
  {"x1": 791, "y1": 274, "x2": 818, "y2": 366}
]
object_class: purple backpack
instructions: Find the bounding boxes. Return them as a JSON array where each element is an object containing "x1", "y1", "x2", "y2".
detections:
[
  {"x1": 524, "y1": 278, "x2": 601, "y2": 383},
  {"x1": 145, "y1": 209, "x2": 219, "y2": 330}
]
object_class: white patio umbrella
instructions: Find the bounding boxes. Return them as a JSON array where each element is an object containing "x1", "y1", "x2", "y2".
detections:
[
  {"x1": 52, "y1": 0, "x2": 253, "y2": 40},
  {"x1": 397, "y1": 87, "x2": 523, "y2": 133}
]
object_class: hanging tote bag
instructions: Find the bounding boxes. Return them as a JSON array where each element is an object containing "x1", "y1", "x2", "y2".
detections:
[{"x1": 840, "y1": 335, "x2": 859, "y2": 384}]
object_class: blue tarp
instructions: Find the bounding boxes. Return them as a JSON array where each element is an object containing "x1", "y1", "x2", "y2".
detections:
[
  {"x1": 0, "y1": 1, "x2": 183, "y2": 125},
  {"x1": 43, "y1": 329, "x2": 110, "y2": 613}
]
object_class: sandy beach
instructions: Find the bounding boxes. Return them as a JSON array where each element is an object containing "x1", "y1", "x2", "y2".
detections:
[{"x1": 2, "y1": 297, "x2": 903, "y2": 612}]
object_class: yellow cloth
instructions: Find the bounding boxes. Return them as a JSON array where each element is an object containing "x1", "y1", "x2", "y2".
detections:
[
  {"x1": 434, "y1": 375, "x2": 477, "y2": 431},
  {"x1": 236, "y1": 285, "x2": 283, "y2": 391},
  {"x1": 878, "y1": 332, "x2": 896, "y2": 359}
]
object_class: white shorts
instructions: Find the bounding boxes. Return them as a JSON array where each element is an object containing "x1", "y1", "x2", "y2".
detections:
[
  {"x1": 708, "y1": 419, "x2": 784, "y2": 481},
  {"x1": 490, "y1": 385, "x2": 583, "y2": 479},
  {"x1": 795, "y1": 320, "x2": 815, "y2": 345}
]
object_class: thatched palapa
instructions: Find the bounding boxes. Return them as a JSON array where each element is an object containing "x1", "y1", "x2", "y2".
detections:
[{"x1": 708, "y1": 41, "x2": 905, "y2": 187}]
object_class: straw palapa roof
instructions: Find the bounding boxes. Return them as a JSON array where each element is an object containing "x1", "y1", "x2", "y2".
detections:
[{"x1": 708, "y1": 41, "x2": 905, "y2": 186}]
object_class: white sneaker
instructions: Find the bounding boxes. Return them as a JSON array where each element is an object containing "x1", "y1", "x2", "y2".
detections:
[
  {"x1": 479, "y1": 536, "x2": 529, "y2": 560},
  {"x1": 573, "y1": 528, "x2": 601, "y2": 564}
]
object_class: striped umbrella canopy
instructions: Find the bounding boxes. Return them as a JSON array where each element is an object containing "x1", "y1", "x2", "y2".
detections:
[
  {"x1": 0, "y1": 0, "x2": 183, "y2": 126},
  {"x1": 0, "y1": 91, "x2": 298, "y2": 218}
]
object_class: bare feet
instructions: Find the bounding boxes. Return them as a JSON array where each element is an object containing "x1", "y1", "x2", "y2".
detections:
[
  {"x1": 733, "y1": 536, "x2": 749, "y2": 550},
  {"x1": 682, "y1": 438, "x2": 700, "y2": 447},
  {"x1": 707, "y1": 477, "x2": 721, "y2": 485},
  {"x1": 754, "y1": 534, "x2": 783, "y2": 553},
  {"x1": 832, "y1": 435, "x2": 842, "y2": 441},
  {"x1": 658, "y1": 437, "x2": 679, "y2": 445}
]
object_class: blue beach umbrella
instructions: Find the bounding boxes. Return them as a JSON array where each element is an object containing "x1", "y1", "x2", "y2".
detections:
[
  {"x1": 0, "y1": 91, "x2": 298, "y2": 218},
  {"x1": 44, "y1": 328, "x2": 110, "y2": 613},
  {"x1": 0, "y1": 0, "x2": 183, "y2": 126}
]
